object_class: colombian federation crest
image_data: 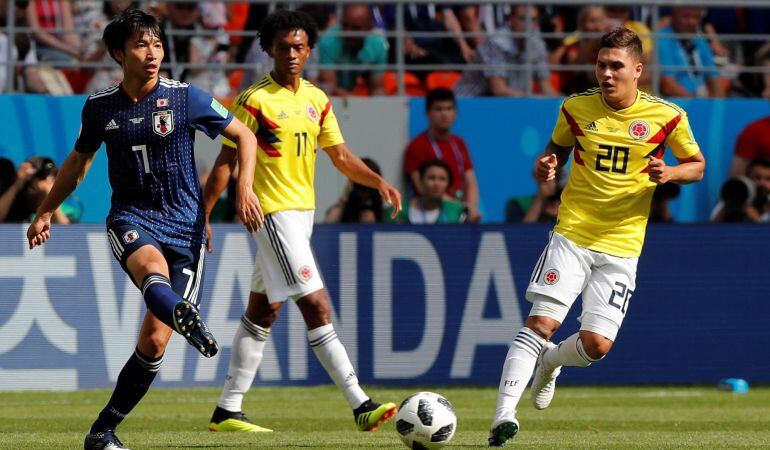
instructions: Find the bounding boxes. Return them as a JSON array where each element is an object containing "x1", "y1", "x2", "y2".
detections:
[
  {"x1": 543, "y1": 269, "x2": 560, "y2": 285},
  {"x1": 629, "y1": 120, "x2": 650, "y2": 140},
  {"x1": 306, "y1": 104, "x2": 318, "y2": 122},
  {"x1": 152, "y1": 110, "x2": 174, "y2": 137}
]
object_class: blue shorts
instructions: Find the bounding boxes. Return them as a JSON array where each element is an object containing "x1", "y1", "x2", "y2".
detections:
[{"x1": 106, "y1": 221, "x2": 206, "y2": 306}]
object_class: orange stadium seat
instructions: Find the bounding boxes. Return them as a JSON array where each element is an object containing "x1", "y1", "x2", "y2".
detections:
[
  {"x1": 425, "y1": 71, "x2": 462, "y2": 90},
  {"x1": 384, "y1": 71, "x2": 426, "y2": 97}
]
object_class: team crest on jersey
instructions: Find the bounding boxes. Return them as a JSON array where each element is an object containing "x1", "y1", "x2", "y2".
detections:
[
  {"x1": 306, "y1": 104, "x2": 318, "y2": 122},
  {"x1": 152, "y1": 110, "x2": 174, "y2": 136},
  {"x1": 122, "y1": 230, "x2": 139, "y2": 244},
  {"x1": 543, "y1": 269, "x2": 560, "y2": 285},
  {"x1": 629, "y1": 120, "x2": 650, "y2": 140},
  {"x1": 298, "y1": 265, "x2": 313, "y2": 281}
]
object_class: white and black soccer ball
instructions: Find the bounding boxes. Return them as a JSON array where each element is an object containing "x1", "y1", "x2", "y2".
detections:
[{"x1": 395, "y1": 391, "x2": 456, "y2": 449}]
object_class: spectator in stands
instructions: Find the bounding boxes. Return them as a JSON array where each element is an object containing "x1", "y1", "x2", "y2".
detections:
[
  {"x1": 649, "y1": 183, "x2": 681, "y2": 223},
  {"x1": 401, "y1": 4, "x2": 472, "y2": 80},
  {"x1": 712, "y1": 158, "x2": 770, "y2": 223},
  {"x1": 26, "y1": 0, "x2": 80, "y2": 62},
  {"x1": 325, "y1": 157, "x2": 384, "y2": 223},
  {"x1": 404, "y1": 88, "x2": 481, "y2": 222},
  {"x1": 0, "y1": 156, "x2": 76, "y2": 223},
  {"x1": 550, "y1": 5, "x2": 609, "y2": 94},
  {"x1": 187, "y1": 0, "x2": 231, "y2": 97},
  {"x1": 505, "y1": 167, "x2": 564, "y2": 223},
  {"x1": 730, "y1": 113, "x2": 770, "y2": 177},
  {"x1": 318, "y1": 4, "x2": 388, "y2": 96},
  {"x1": 657, "y1": 7, "x2": 726, "y2": 98},
  {"x1": 80, "y1": 1, "x2": 135, "y2": 93},
  {"x1": 0, "y1": 0, "x2": 20, "y2": 92},
  {"x1": 387, "y1": 159, "x2": 465, "y2": 224},
  {"x1": 757, "y1": 45, "x2": 770, "y2": 100},
  {"x1": 161, "y1": 1, "x2": 199, "y2": 81},
  {"x1": 454, "y1": 5, "x2": 557, "y2": 97}
]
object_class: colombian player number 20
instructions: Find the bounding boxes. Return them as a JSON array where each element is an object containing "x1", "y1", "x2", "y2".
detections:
[{"x1": 596, "y1": 144, "x2": 629, "y2": 174}]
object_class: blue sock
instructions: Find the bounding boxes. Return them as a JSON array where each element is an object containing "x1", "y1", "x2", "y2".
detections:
[
  {"x1": 141, "y1": 273, "x2": 181, "y2": 329},
  {"x1": 90, "y1": 348, "x2": 163, "y2": 432}
]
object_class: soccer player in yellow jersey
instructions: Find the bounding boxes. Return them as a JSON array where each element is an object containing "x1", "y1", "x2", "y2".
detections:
[
  {"x1": 202, "y1": 10, "x2": 402, "y2": 434},
  {"x1": 488, "y1": 28, "x2": 706, "y2": 446}
]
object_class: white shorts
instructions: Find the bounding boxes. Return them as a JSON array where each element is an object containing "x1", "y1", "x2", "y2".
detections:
[
  {"x1": 525, "y1": 232, "x2": 638, "y2": 341},
  {"x1": 250, "y1": 210, "x2": 324, "y2": 303}
]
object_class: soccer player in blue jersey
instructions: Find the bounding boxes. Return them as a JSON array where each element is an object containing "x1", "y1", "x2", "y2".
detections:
[{"x1": 26, "y1": 9, "x2": 263, "y2": 450}]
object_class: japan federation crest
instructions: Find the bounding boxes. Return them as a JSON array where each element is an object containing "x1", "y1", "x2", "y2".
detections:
[
  {"x1": 152, "y1": 110, "x2": 174, "y2": 137},
  {"x1": 122, "y1": 230, "x2": 139, "y2": 245},
  {"x1": 306, "y1": 104, "x2": 318, "y2": 122},
  {"x1": 543, "y1": 269, "x2": 560, "y2": 285},
  {"x1": 629, "y1": 120, "x2": 650, "y2": 140}
]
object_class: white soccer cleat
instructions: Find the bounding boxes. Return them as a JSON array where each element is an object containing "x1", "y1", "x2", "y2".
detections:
[{"x1": 530, "y1": 341, "x2": 561, "y2": 410}]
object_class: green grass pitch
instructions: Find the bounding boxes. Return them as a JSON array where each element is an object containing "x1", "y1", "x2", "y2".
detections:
[{"x1": 1, "y1": 386, "x2": 769, "y2": 449}]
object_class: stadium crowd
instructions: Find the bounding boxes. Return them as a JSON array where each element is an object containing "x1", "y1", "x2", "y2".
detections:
[{"x1": 1, "y1": 2, "x2": 770, "y2": 98}]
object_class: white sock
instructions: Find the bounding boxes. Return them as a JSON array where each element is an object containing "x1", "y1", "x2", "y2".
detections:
[
  {"x1": 543, "y1": 332, "x2": 598, "y2": 368},
  {"x1": 308, "y1": 323, "x2": 368, "y2": 409},
  {"x1": 217, "y1": 316, "x2": 269, "y2": 412},
  {"x1": 494, "y1": 327, "x2": 545, "y2": 422}
]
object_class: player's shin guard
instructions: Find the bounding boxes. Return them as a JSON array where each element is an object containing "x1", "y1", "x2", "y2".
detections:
[
  {"x1": 141, "y1": 273, "x2": 180, "y2": 328},
  {"x1": 308, "y1": 324, "x2": 368, "y2": 409},
  {"x1": 217, "y1": 315, "x2": 270, "y2": 412},
  {"x1": 494, "y1": 327, "x2": 545, "y2": 422},
  {"x1": 90, "y1": 348, "x2": 162, "y2": 433},
  {"x1": 543, "y1": 332, "x2": 601, "y2": 368}
]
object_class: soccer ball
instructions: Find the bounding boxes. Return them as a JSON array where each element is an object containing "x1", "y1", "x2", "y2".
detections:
[{"x1": 395, "y1": 392, "x2": 457, "y2": 449}]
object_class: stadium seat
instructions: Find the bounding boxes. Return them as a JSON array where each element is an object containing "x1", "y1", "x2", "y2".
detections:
[
  {"x1": 425, "y1": 71, "x2": 462, "y2": 90},
  {"x1": 384, "y1": 71, "x2": 426, "y2": 97}
]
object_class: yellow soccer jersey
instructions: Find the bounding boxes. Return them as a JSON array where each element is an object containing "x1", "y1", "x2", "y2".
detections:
[
  {"x1": 551, "y1": 88, "x2": 700, "y2": 257},
  {"x1": 223, "y1": 74, "x2": 344, "y2": 215}
]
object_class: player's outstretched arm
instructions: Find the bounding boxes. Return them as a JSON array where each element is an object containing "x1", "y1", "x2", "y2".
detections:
[
  {"x1": 27, "y1": 150, "x2": 95, "y2": 249},
  {"x1": 323, "y1": 143, "x2": 403, "y2": 217},
  {"x1": 535, "y1": 140, "x2": 571, "y2": 183},
  {"x1": 647, "y1": 152, "x2": 705, "y2": 185},
  {"x1": 220, "y1": 118, "x2": 264, "y2": 233},
  {"x1": 202, "y1": 146, "x2": 238, "y2": 252}
]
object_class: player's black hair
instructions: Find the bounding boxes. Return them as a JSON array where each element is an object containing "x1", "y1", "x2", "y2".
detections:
[
  {"x1": 599, "y1": 27, "x2": 643, "y2": 62},
  {"x1": 747, "y1": 157, "x2": 770, "y2": 175},
  {"x1": 418, "y1": 158, "x2": 454, "y2": 189},
  {"x1": 258, "y1": 9, "x2": 319, "y2": 53},
  {"x1": 425, "y1": 88, "x2": 456, "y2": 112},
  {"x1": 103, "y1": 8, "x2": 162, "y2": 64}
]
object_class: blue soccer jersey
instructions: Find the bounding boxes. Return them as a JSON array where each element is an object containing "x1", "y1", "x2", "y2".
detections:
[{"x1": 75, "y1": 77, "x2": 233, "y2": 247}]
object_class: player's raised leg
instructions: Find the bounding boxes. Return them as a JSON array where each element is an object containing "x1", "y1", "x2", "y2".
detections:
[
  {"x1": 210, "y1": 291, "x2": 278, "y2": 432},
  {"x1": 296, "y1": 290, "x2": 396, "y2": 432},
  {"x1": 85, "y1": 311, "x2": 170, "y2": 450},
  {"x1": 125, "y1": 243, "x2": 218, "y2": 357}
]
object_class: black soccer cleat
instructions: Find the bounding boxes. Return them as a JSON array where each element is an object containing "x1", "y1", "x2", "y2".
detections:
[
  {"x1": 488, "y1": 418, "x2": 519, "y2": 447},
  {"x1": 173, "y1": 301, "x2": 218, "y2": 357},
  {"x1": 354, "y1": 399, "x2": 397, "y2": 431},
  {"x1": 84, "y1": 429, "x2": 129, "y2": 450}
]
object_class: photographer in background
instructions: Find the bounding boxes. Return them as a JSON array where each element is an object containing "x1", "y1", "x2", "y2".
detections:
[
  {"x1": 325, "y1": 157, "x2": 384, "y2": 223},
  {"x1": 712, "y1": 157, "x2": 770, "y2": 223},
  {"x1": 0, "y1": 156, "x2": 78, "y2": 223}
]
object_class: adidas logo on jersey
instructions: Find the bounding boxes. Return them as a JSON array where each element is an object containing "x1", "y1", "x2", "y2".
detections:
[
  {"x1": 277, "y1": 111, "x2": 289, "y2": 120},
  {"x1": 105, "y1": 119, "x2": 119, "y2": 130},
  {"x1": 584, "y1": 121, "x2": 598, "y2": 132}
]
